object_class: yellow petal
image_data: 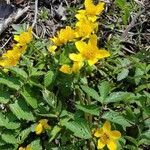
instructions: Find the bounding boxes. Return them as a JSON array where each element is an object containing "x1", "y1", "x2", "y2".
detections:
[
  {"x1": 18, "y1": 147, "x2": 25, "y2": 150},
  {"x1": 97, "y1": 50, "x2": 110, "y2": 59},
  {"x1": 59, "y1": 65, "x2": 72, "y2": 74},
  {"x1": 75, "y1": 10, "x2": 87, "y2": 21},
  {"x1": 107, "y1": 140, "x2": 117, "y2": 150},
  {"x1": 96, "y1": 2, "x2": 105, "y2": 15},
  {"x1": 88, "y1": 58, "x2": 98, "y2": 66},
  {"x1": 72, "y1": 62, "x2": 83, "y2": 73},
  {"x1": 75, "y1": 12, "x2": 86, "y2": 20},
  {"x1": 48, "y1": 46, "x2": 57, "y2": 54},
  {"x1": 35, "y1": 123, "x2": 43, "y2": 135},
  {"x1": 39, "y1": 119, "x2": 50, "y2": 129},
  {"x1": 14, "y1": 35, "x2": 20, "y2": 42},
  {"x1": 103, "y1": 121, "x2": 111, "y2": 132},
  {"x1": 51, "y1": 37, "x2": 62, "y2": 46},
  {"x1": 94, "y1": 128, "x2": 103, "y2": 138},
  {"x1": 88, "y1": 16, "x2": 97, "y2": 22},
  {"x1": 97, "y1": 138, "x2": 105, "y2": 149},
  {"x1": 75, "y1": 41, "x2": 87, "y2": 53},
  {"x1": 26, "y1": 145, "x2": 32, "y2": 150},
  {"x1": 110, "y1": 130, "x2": 121, "y2": 140},
  {"x1": 0, "y1": 51, "x2": 21, "y2": 67},
  {"x1": 39, "y1": 119, "x2": 48, "y2": 126},
  {"x1": 88, "y1": 34, "x2": 97, "y2": 47},
  {"x1": 13, "y1": 44, "x2": 27, "y2": 54},
  {"x1": 85, "y1": 0, "x2": 94, "y2": 11},
  {"x1": 69, "y1": 53, "x2": 83, "y2": 62}
]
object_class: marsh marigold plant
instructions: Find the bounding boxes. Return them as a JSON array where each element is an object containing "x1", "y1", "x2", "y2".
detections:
[
  {"x1": 48, "y1": 0, "x2": 110, "y2": 74},
  {"x1": 75, "y1": 0, "x2": 105, "y2": 22},
  {"x1": 0, "y1": 27, "x2": 33, "y2": 68},
  {"x1": 93, "y1": 121, "x2": 121, "y2": 150},
  {"x1": 69, "y1": 34, "x2": 110, "y2": 66}
]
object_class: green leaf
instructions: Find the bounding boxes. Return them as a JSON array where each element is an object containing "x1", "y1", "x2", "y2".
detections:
[
  {"x1": 141, "y1": 130, "x2": 150, "y2": 139},
  {"x1": 18, "y1": 127, "x2": 32, "y2": 144},
  {"x1": 134, "y1": 68, "x2": 144, "y2": 85},
  {"x1": 59, "y1": 47, "x2": 71, "y2": 64},
  {"x1": 144, "y1": 91, "x2": 150, "y2": 99},
  {"x1": 49, "y1": 125, "x2": 61, "y2": 142},
  {"x1": 76, "y1": 104, "x2": 99, "y2": 116},
  {"x1": 136, "y1": 83, "x2": 150, "y2": 92},
  {"x1": 102, "y1": 111, "x2": 131, "y2": 128},
  {"x1": 10, "y1": 67, "x2": 28, "y2": 80},
  {"x1": 122, "y1": 6, "x2": 130, "y2": 25},
  {"x1": 42, "y1": 89, "x2": 57, "y2": 108},
  {"x1": 0, "y1": 113, "x2": 20, "y2": 130},
  {"x1": 117, "y1": 68, "x2": 129, "y2": 81},
  {"x1": 81, "y1": 85, "x2": 101, "y2": 102},
  {"x1": 0, "y1": 145, "x2": 16, "y2": 150},
  {"x1": 124, "y1": 136, "x2": 138, "y2": 146},
  {"x1": 0, "y1": 139, "x2": 5, "y2": 146},
  {"x1": 98, "y1": 81, "x2": 111, "y2": 100},
  {"x1": 32, "y1": 71, "x2": 45, "y2": 77},
  {"x1": 1, "y1": 133, "x2": 17, "y2": 144},
  {"x1": 115, "y1": 0, "x2": 126, "y2": 9},
  {"x1": 0, "y1": 91, "x2": 10, "y2": 104},
  {"x1": 105, "y1": 92, "x2": 134, "y2": 103},
  {"x1": 9, "y1": 100, "x2": 35, "y2": 121},
  {"x1": 21, "y1": 85, "x2": 38, "y2": 109},
  {"x1": 143, "y1": 106, "x2": 150, "y2": 116},
  {"x1": 62, "y1": 119, "x2": 92, "y2": 139},
  {"x1": 30, "y1": 139, "x2": 42, "y2": 150},
  {"x1": 138, "y1": 139, "x2": 150, "y2": 146},
  {"x1": 0, "y1": 77, "x2": 21, "y2": 90},
  {"x1": 44, "y1": 71, "x2": 55, "y2": 87}
]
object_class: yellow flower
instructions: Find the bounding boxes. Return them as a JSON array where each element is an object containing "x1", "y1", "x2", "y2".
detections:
[
  {"x1": 26, "y1": 145, "x2": 32, "y2": 150},
  {"x1": 59, "y1": 62, "x2": 83, "y2": 74},
  {"x1": 18, "y1": 147, "x2": 25, "y2": 150},
  {"x1": 59, "y1": 64, "x2": 72, "y2": 74},
  {"x1": 35, "y1": 119, "x2": 50, "y2": 135},
  {"x1": 51, "y1": 26, "x2": 75, "y2": 46},
  {"x1": 13, "y1": 44, "x2": 28, "y2": 54},
  {"x1": 75, "y1": 19, "x2": 98, "y2": 38},
  {"x1": 14, "y1": 27, "x2": 32, "y2": 45},
  {"x1": 48, "y1": 45, "x2": 57, "y2": 54},
  {"x1": 76, "y1": 0, "x2": 105, "y2": 22},
  {"x1": 72, "y1": 61, "x2": 83, "y2": 73},
  {"x1": 0, "y1": 43, "x2": 28, "y2": 68},
  {"x1": 0, "y1": 48, "x2": 21, "y2": 68},
  {"x1": 39, "y1": 119, "x2": 50, "y2": 129},
  {"x1": 18, "y1": 145, "x2": 32, "y2": 150},
  {"x1": 69, "y1": 34, "x2": 110, "y2": 66},
  {"x1": 35, "y1": 122, "x2": 43, "y2": 135},
  {"x1": 94, "y1": 121, "x2": 121, "y2": 150}
]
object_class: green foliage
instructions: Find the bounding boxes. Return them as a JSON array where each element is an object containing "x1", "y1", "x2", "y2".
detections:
[
  {"x1": 9, "y1": 100, "x2": 35, "y2": 121},
  {"x1": 0, "y1": 1, "x2": 149, "y2": 150},
  {"x1": 0, "y1": 38, "x2": 149, "y2": 150},
  {"x1": 115, "y1": 0, "x2": 134, "y2": 25},
  {"x1": 61, "y1": 118, "x2": 92, "y2": 139}
]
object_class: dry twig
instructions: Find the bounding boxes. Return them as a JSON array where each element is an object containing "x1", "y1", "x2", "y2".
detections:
[
  {"x1": 32, "y1": 0, "x2": 38, "y2": 28},
  {"x1": 0, "y1": 6, "x2": 30, "y2": 35},
  {"x1": 122, "y1": 9, "x2": 145, "y2": 39}
]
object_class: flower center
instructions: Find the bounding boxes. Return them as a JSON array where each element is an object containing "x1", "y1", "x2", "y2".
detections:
[
  {"x1": 83, "y1": 50, "x2": 95, "y2": 59},
  {"x1": 101, "y1": 133, "x2": 110, "y2": 144}
]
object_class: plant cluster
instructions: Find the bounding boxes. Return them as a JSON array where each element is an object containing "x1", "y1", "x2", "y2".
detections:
[
  {"x1": 0, "y1": 0, "x2": 149, "y2": 150},
  {"x1": 48, "y1": 0, "x2": 110, "y2": 74}
]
